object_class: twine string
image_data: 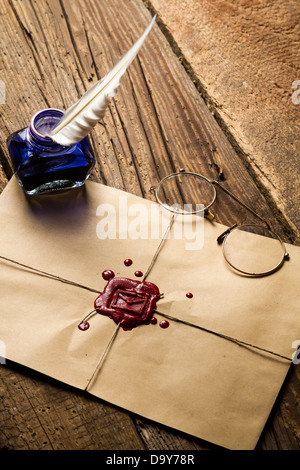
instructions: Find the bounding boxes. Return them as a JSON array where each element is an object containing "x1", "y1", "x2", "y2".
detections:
[
  {"x1": 0, "y1": 252, "x2": 292, "y2": 380},
  {"x1": 78, "y1": 308, "x2": 98, "y2": 325},
  {"x1": 0, "y1": 255, "x2": 101, "y2": 294},
  {"x1": 155, "y1": 310, "x2": 291, "y2": 361},
  {"x1": 83, "y1": 307, "x2": 292, "y2": 390},
  {"x1": 143, "y1": 214, "x2": 176, "y2": 282},
  {"x1": 85, "y1": 323, "x2": 121, "y2": 391}
]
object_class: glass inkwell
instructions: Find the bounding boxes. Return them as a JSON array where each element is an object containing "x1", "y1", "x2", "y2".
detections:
[{"x1": 7, "y1": 108, "x2": 95, "y2": 195}]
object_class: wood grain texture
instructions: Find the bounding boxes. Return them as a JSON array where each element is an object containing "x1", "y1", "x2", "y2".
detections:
[
  {"x1": 0, "y1": 0, "x2": 299, "y2": 450},
  {"x1": 0, "y1": 361, "x2": 145, "y2": 450},
  {"x1": 145, "y1": 0, "x2": 300, "y2": 237}
]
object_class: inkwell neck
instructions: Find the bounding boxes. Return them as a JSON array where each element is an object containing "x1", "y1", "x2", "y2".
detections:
[{"x1": 28, "y1": 108, "x2": 67, "y2": 150}]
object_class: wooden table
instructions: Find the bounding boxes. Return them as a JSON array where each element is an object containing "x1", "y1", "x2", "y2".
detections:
[{"x1": 0, "y1": 0, "x2": 299, "y2": 451}]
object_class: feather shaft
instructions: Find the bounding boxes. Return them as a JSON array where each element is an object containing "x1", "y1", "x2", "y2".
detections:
[{"x1": 49, "y1": 15, "x2": 156, "y2": 146}]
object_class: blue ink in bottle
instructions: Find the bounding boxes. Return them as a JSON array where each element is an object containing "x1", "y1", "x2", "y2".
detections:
[{"x1": 7, "y1": 108, "x2": 95, "y2": 195}]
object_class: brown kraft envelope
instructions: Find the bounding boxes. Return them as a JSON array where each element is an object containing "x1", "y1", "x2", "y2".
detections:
[{"x1": 0, "y1": 177, "x2": 299, "y2": 450}]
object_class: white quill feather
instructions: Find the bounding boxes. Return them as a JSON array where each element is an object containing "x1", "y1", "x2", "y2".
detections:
[{"x1": 49, "y1": 15, "x2": 156, "y2": 146}]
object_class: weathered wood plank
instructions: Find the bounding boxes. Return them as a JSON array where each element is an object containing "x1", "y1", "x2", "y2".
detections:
[
  {"x1": 257, "y1": 364, "x2": 300, "y2": 450},
  {"x1": 145, "y1": 0, "x2": 300, "y2": 238},
  {"x1": 0, "y1": 361, "x2": 145, "y2": 450},
  {"x1": 0, "y1": 0, "x2": 299, "y2": 450}
]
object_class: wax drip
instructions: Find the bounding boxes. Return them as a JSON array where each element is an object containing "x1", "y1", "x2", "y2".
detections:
[
  {"x1": 102, "y1": 269, "x2": 115, "y2": 280},
  {"x1": 78, "y1": 320, "x2": 90, "y2": 331},
  {"x1": 134, "y1": 270, "x2": 143, "y2": 277},
  {"x1": 78, "y1": 309, "x2": 98, "y2": 331}
]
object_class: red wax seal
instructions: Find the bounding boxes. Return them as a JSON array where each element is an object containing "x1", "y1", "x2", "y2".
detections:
[{"x1": 94, "y1": 277, "x2": 161, "y2": 330}]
